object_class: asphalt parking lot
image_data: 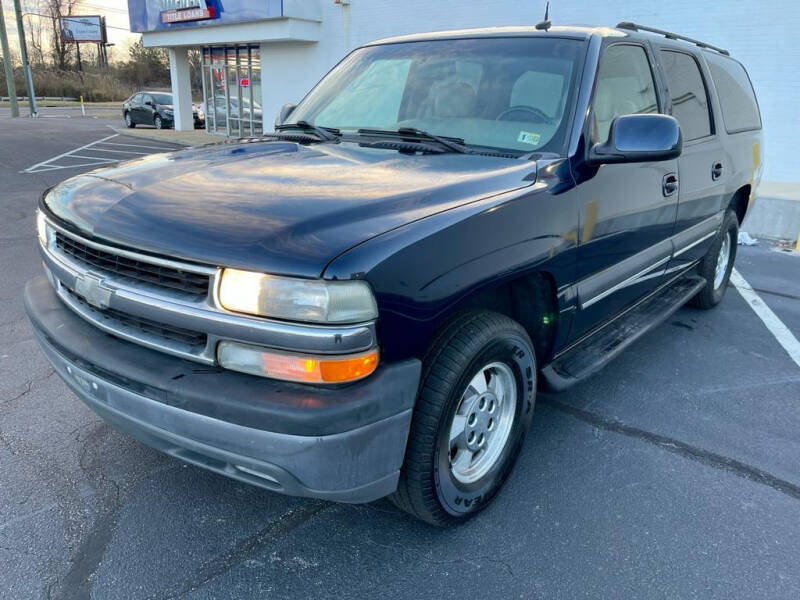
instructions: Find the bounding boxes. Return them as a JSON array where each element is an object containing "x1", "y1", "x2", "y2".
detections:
[{"x1": 1, "y1": 116, "x2": 799, "y2": 600}]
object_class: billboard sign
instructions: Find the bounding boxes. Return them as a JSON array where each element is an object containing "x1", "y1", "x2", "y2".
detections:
[
  {"x1": 128, "y1": 0, "x2": 283, "y2": 33},
  {"x1": 59, "y1": 16, "x2": 104, "y2": 43}
]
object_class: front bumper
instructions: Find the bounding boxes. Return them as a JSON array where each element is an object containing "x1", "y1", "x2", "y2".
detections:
[
  {"x1": 25, "y1": 276, "x2": 421, "y2": 503},
  {"x1": 161, "y1": 114, "x2": 205, "y2": 127}
]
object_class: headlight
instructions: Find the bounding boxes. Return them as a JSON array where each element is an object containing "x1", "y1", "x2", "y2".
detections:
[
  {"x1": 218, "y1": 268, "x2": 378, "y2": 324},
  {"x1": 36, "y1": 210, "x2": 49, "y2": 246}
]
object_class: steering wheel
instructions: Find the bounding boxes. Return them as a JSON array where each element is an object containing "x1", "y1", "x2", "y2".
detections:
[{"x1": 496, "y1": 105, "x2": 552, "y2": 123}]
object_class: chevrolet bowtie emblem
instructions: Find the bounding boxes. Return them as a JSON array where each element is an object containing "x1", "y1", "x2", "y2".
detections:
[{"x1": 74, "y1": 272, "x2": 112, "y2": 309}]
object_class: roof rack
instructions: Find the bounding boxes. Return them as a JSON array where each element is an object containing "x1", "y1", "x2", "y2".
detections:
[{"x1": 616, "y1": 21, "x2": 730, "y2": 55}]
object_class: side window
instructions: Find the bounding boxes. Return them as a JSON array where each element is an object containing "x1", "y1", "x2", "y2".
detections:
[
  {"x1": 705, "y1": 53, "x2": 761, "y2": 133},
  {"x1": 143, "y1": 94, "x2": 153, "y2": 105},
  {"x1": 592, "y1": 45, "x2": 658, "y2": 144},
  {"x1": 660, "y1": 50, "x2": 712, "y2": 141}
]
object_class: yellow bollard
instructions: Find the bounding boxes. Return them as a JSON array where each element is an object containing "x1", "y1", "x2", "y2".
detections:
[
  {"x1": 796, "y1": 233, "x2": 800, "y2": 252},
  {"x1": 80, "y1": 95, "x2": 85, "y2": 117}
]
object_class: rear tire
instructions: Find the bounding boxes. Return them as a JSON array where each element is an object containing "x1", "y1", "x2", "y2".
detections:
[
  {"x1": 124, "y1": 112, "x2": 135, "y2": 128},
  {"x1": 154, "y1": 115, "x2": 163, "y2": 130},
  {"x1": 691, "y1": 209, "x2": 738, "y2": 309},
  {"x1": 391, "y1": 311, "x2": 536, "y2": 526}
]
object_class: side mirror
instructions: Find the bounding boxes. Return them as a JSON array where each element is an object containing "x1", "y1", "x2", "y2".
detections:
[
  {"x1": 589, "y1": 113, "x2": 682, "y2": 165},
  {"x1": 275, "y1": 103, "x2": 297, "y2": 128}
]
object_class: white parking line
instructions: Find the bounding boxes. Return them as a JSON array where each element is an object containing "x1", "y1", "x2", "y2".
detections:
[
  {"x1": 731, "y1": 268, "x2": 800, "y2": 368},
  {"x1": 67, "y1": 155, "x2": 120, "y2": 162},
  {"x1": 97, "y1": 141, "x2": 177, "y2": 151},
  {"x1": 85, "y1": 146, "x2": 152, "y2": 155},
  {"x1": 23, "y1": 134, "x2": 119, "y2": 173},
  {"x1": 22, "y1": 134, "x2": 178, "y2": 174}
]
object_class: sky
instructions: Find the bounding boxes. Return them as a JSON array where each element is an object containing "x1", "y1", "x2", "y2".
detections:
[{"x1": 1, "y1": 0, "x2": 140, "y2": 62}]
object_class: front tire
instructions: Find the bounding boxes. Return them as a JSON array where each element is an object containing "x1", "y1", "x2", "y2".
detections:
[
  {"x1": 124, "y1": 112, "x2": 135, "y2": 128},
  {"x1": 691, "y1": 209, "x2": 738, "y2": 309},
  {"x1": 391, "y1": 311, "x2": 536, "y2": 526}
]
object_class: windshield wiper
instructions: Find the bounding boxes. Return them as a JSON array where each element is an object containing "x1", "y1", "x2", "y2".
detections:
[
  {"x1": 358, "y1": 127, "x2": 471, "y2": 154},
  {"x1": 275, "y1": 120, "x2": 340, "y2": 142}
]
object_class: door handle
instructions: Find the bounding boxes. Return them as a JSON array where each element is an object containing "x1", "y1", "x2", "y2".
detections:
[
  {"x1": 712, "y1": 162, "x2": 724, "y2": 181},
  {"x1": 662, "y1": 173, "x2": 679, "y2": 197}
]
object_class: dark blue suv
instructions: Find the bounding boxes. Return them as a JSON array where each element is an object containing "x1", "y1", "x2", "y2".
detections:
[{"x1": 28, "y1": 23, "x2": 763, "y2": 525}]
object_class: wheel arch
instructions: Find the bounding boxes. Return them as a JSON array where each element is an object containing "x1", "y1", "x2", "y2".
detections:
[
  {"x1": 425, "y1": 270, "x2": 560, "y2": 367},
  {"x1": 729, "y1": 184, "x2": 751, "y2": 225}
]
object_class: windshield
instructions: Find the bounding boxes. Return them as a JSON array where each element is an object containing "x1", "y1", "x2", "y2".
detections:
[
  {"x1": 287, "y1": 37, "x2": 586, "y2": 153},
  {"x1": 151, "y1": 93, "x2": 172, "y2": 105}
]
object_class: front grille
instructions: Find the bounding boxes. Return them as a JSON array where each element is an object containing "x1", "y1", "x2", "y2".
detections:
[
  {"x1": 63, "y1": 286, "x2": 207, "y2": 350},
  {"x1": 55, "y1": 232, "x2": 210, "y2": 298}
]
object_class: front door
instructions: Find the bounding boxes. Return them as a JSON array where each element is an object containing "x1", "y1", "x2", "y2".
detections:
[
  {"x1": 129, "y1": 93, "x2": 144, "y2": 124},
  {"x1": 570, "y1": 42, "x2": 679, "y2": 341},
  {"x1": 141, "y1": 94, "x2": 156, "y2": 126}
]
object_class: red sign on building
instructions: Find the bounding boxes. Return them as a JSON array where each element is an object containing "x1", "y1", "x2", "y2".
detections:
[{"x1": 161, "y1": 6, "x2": 216, "y2": 24}]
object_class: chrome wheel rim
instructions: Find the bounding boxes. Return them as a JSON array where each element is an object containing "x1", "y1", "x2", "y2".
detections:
[
  {"x1": 714, "y1": 231, "x2": 732, "y2": 289},
  {"x1": 155, "y1": 117, "x2": 162, "y2": 129},
  {"x1": 125, "y1": 113, "x2": 131, "y2": 126},
  {"x1": 448, "y1": 362, "x2": 516, "y2": 485}
]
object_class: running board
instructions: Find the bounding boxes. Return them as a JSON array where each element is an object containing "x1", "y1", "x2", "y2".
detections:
[{"x1": 542, "y1": 275, "x2": 706, "y2": 392}]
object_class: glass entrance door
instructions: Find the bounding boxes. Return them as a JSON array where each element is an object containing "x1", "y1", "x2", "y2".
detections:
[{"x1": 202, "y1": 45, "x2": 262, "y2": 137}]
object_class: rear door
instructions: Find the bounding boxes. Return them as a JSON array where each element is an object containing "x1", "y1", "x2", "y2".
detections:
[
  {"x1": 570, "y1": 42, "x2": 679, "y2": 340},
  {"x1": 656, "y1": 48, "x2": 725, "y2": 274},
  {"x1": 129, "y1": 93, "x2": 143, "y2": 123}
]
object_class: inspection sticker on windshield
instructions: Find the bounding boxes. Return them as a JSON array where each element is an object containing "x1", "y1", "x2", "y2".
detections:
[{"x1": 517, "y1": 131, "x2": 541, "y2": 145}]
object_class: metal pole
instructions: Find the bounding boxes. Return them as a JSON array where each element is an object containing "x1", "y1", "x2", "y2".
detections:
[
  {"x1": 200, "y1": 58, "x2": 209, "y2": 133},
  {"x1": 0, "y1": 5, "x2": 19, "y2": 117},
  {"x1": 13, "y1": 0, "x2": 37, "y2": 116}
]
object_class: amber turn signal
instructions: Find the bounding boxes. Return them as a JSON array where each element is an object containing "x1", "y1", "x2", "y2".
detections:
[{"x1": 217, "y1": 341, "x2": 378, "y2": 384}]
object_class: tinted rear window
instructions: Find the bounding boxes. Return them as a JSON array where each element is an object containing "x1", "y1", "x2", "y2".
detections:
[{"x1": 706, "y1": 53, "x2": 761, "y2": 133}]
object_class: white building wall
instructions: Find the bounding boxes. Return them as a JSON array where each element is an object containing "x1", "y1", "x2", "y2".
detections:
[{"x1": 258, "y1": 0, "x2": 799, "y2": 184}]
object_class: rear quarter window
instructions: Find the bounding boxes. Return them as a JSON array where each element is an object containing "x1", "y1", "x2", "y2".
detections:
[{"x1": 705, "y1": 53, "x2": 761, "y2": 133}]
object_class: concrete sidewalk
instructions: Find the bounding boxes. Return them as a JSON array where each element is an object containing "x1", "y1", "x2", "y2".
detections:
[
  {"x1": 111, "y1": 127, "x2": 226, "y2": 147},
  {"x1": 744, "y1": 181, "x2": 800, "y2": 243}
]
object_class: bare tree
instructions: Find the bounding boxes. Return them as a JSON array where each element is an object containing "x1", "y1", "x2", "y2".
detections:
[
  {"x1": 23, "y1": 1, "x2": 47, "y2": 67},
  {"x1": 38, "y1": 0, "x2": 79, "y2": 69}
]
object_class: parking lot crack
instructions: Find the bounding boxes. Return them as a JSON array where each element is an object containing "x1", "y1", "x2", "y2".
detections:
[
  {"x1": 150, "y1": 501, "x2": 329, "y2": 600},
  {"x1": 366, "y1": 539, "x2": 516, "y2": 577},
  {"x1": 542, "y1": 398, "x2": 800, "y2": 502},
  {"x1": 1, "y1": 369, "x2": 55, "y2": 406}
]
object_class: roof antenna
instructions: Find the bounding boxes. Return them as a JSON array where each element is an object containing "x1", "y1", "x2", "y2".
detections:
[{"x1": 536, "y1": 2, "x2": 551, "y2": 31}]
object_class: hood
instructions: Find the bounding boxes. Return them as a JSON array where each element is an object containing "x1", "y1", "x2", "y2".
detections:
[{"x1": 44, "y1": 141, "x2": 537, "y2": 278}]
